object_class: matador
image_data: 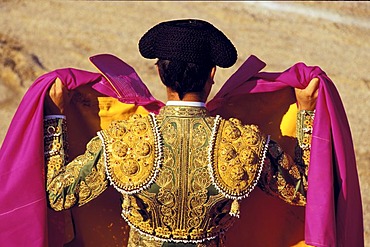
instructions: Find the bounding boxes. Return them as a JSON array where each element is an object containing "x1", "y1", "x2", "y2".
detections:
[
  {"x1": 0, "y1": 19, "x2": 363, "y2": 247},
  {"x1": 44, "y1": 19, "x2": 317, "y2": 246}
]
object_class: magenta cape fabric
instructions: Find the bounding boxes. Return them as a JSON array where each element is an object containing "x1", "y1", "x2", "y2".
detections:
[
  {"x1": 207, "y1": 57, "x2": 364, "y2": 247},
  {"x1": 0, "y1": 68, "x2": 162, "y2": 246}
]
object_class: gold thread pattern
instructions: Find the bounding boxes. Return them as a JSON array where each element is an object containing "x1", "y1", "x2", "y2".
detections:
[
  {"x1": 46, "y1": 136, "x2": 108, "y2": 210},
  {"x1": 114, "y1": 107, "x2": 232, "y2": 243},
  {"x1": 127, "y1": 228, "x2": 163, "y2": 247},
  {"x1": 210, "y1": 118, "x2": 267, "y2": 200},
  {"x1": 44, "y1": 117, "x2": 68, "y2": 185},
  {"x1": 258, "y1": 110, "x2": 314, "y2": 206},
  {"x1": 98, "y1": 114, "x2": 163, "y2": 194},
  {"x1": 112, "y1": 107, "x2": 256, "y2": 245}
]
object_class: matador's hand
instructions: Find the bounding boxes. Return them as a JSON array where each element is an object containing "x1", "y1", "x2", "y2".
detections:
[
  {"x1": 44, "y1": 78, "x2": 71, "y2": 115},
  {"x1": 295, "y1": 78, "x2": 319, "y2": 111}
]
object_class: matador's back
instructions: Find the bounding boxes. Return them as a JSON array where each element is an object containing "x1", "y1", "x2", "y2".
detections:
[{"x1": 98, "y1": 105, "x2": 268, "y2": 246}]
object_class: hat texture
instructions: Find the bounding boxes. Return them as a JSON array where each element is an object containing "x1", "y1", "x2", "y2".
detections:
[{"x1": 139, "y1": 19, "x2": 237, "y2": 68}]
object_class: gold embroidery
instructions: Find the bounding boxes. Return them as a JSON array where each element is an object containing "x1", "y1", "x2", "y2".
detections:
[
  {"x1": 79, "y1": 156, "x2": 108, "y2": 206},
  {"x1": 99, "y1": 114, "x2": 163, "y2": 194},
  {"x1": 297, "y1": 110, "x2": 314, "y2": 148},
  {"x1": 258, "y1": 110, "x2": 314, "y2": 206},
  {"x1": 289, "y1": 165, "x2": 301, "y2": 179},
  {"x1": 160, "y1": 105, "x2": 209, "y2": 117},
  {"x1": 127, "y1": 228, "x2": 163, "y2": 247},
  {"x1": 44, "y1": 117, "x2": 68, "y2": 185},
  {"x1": 102, "y1": 107, "x2": 267, "y2": 244},
  {"x1": 210, "y1": 118, "x2": 267, "y2": 199},
  {"x1": 161, "y1": 122, "x2": 178, "y2": 146},
  {"x1": 116, "y1": 107, "x2": 236, "y2": 244},
  {"x1": 52, "y1": 197, "x2": 64, "y2": 211},
  {"x1": 64, "y1": 193, "x2": 77, "y2": 208},
  {"x1": 47, "y1": 137, "x2": 108, "y2": 210}
]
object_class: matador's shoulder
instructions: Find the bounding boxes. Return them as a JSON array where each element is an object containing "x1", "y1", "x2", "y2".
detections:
[
  {"x1": 209, "y1": 117, "x2": 269, "y2": 200},
  {"x1": 97, "y1": 114, "x2": 162, "y2": 194}
]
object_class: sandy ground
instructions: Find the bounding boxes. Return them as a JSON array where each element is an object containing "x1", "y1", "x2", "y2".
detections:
[{"x1": 0, "y1": 1, "x2": 369, "y2": 245}]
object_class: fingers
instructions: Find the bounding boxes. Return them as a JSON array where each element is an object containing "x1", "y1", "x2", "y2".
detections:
[
  {"x1": 49, "y1": 78, "x2": 64, "y2": 100},
  {"x1": 295, "y1": 77, "x2": 320, "y2": 111},
  {"x1": 305, "y1": 78, "x2": 320, "y2": 97},
  {"x1": 44, "y1": 78, "x2": 68, "y2": 115},
  {"x1": 296, "y1": 77, "x2": 320, "y2": 98}
]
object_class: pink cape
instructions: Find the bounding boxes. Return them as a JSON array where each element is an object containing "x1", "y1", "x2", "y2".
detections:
[
  {"x1": 0, "y1": 67, "x2": 162, "y2": 246},
  {"x1": 207, "y1": 56, "x2": 364, "y2": 247},
  {"x1": 0, "y1": 55, "x2": 363, "y2": 246}
]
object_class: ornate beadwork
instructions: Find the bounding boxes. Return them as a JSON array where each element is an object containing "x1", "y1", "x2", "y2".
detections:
[
  {"x1": 160, "y1": 105, "x2": 210, "y2": 117},
  {"x1": 295, "y1": 110, "x2": 315, "y2": 179},
  {"x1": 111, "y1": 107, "x2": 270, "y2": 244},
  {"x1": 114, "y1": 107, "x2": 238, "y2": 244},
  {"x1": 44, "y1": 116, "x2": 68, "y2": 185},
  {"x1": 98, "y1": 113, "x2": 163, "y2": 194},
  {"x1": 208, "y1": 117, "x2": 269, "y2": 201},
  {"x1": 128, "y1": 226, "x2": 225, "y2": 247},
  {"x1": 297, "y1": 110, "x2": 315, "y2": 149}
]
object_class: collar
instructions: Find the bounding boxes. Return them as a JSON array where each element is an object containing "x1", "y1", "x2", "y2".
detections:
[{"x1": 166, "y1": 101, "x2": 206, "y2": 107}]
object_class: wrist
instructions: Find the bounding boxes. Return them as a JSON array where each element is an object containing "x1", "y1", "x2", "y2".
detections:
[
  {"x1": 44, "y1": 116, "x2": 69, "y2": 160},
  {"x1": 297, "y1": 110, "x2": 315, "y2": 149},
  {"x1": 297, "y1": 102, "x2": 316, "y2": 111},
  {"x1": 44, "y1": 115, "x2": 66, "y2": 119}
]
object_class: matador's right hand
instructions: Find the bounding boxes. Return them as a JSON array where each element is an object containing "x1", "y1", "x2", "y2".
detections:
[
  {"x1": 44, "y1": 78, "x2": 72, "y2": 115},
  {"x1": 295, "y1": 77, "x2": 320, "y2": 111}
]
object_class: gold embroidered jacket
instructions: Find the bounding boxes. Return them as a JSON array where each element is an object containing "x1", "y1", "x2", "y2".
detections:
[{"x1": 45, "y1": 106, "x2": 314, "y2": 247}]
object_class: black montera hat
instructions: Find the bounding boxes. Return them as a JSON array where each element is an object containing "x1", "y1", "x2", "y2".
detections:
[{"x1": 138, "y1": 19, "x2": 237, "y2": 68}]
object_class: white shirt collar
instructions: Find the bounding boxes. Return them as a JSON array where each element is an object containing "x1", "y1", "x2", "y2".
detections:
[{"x1": 166, "y1": 101, "x2": 206, "y2": 107}]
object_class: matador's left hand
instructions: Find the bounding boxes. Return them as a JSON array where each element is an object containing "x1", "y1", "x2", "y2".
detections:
[
  {"x1": 295, "y1": 78, "x2": 319, "y2": 111},
  {"x1": 44, "y1": 78, "x2": 72, "y2": 115}
]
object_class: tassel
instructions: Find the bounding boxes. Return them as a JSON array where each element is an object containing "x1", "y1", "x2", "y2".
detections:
[
  {"x1": 122, "y1": 194, "x2": 131, "y2": 213},
  {"x1": 229, "y1": 199, "x2": 240, "y2": 218}
]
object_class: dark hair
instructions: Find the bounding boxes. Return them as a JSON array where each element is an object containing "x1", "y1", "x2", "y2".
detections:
[{"x1": 156, "y1": 59, "x2": 214, "y2": 100}]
